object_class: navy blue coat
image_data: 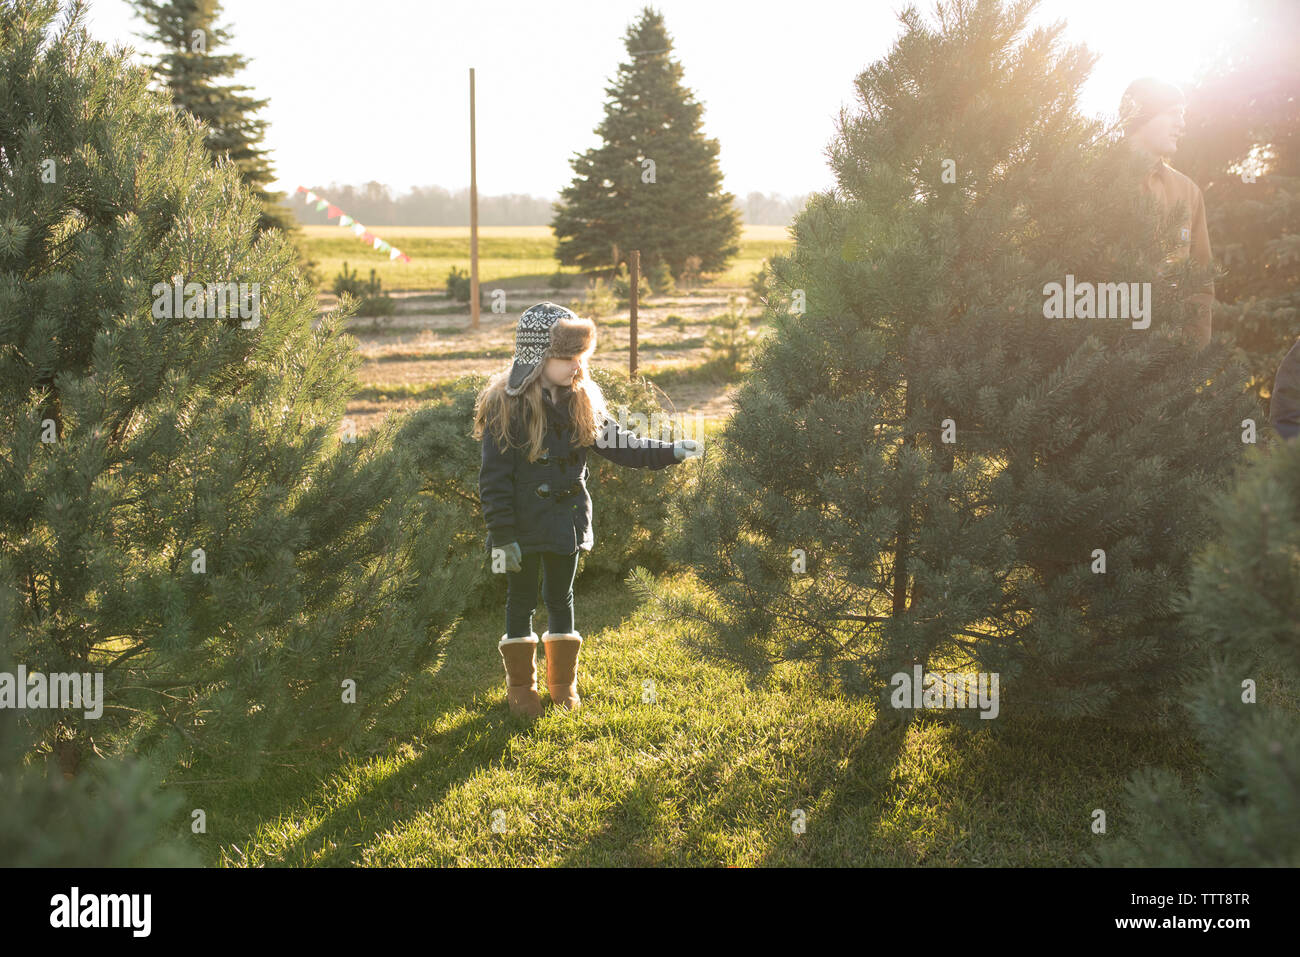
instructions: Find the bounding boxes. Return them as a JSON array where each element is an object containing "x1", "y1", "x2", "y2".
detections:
[{"x1": 479, "y1": 384, "x2": 679, "y2": 555}]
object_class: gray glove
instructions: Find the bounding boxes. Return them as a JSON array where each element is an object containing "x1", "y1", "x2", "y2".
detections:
[
  {"x1": 673, "y1": 439, "x2": 702, "y2": 461},
  {"x1": 493, "y1": 541, "x2": 523, "y2": 573}
]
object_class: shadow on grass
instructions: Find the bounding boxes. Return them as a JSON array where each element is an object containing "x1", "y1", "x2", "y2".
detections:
[
  {"x1": 183, "y1": 572, "x2": 648, "y2": 865},
  {"x1": 554, "y1": 702, "x2": 913, "y2": 867},
  {"x1": 545, "y1": 572, "x2": 1206, "y2": 867},
  {"x1": 550, "y1": 690, "x2": 1200, "y2": 867},
  {"x1": 178, "y1": 565, "x2": 1204, "y2": 867}
]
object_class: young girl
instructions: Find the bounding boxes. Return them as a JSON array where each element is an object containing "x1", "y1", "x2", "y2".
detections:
[{"x1": 472, "y1": 301, "x2": 700, "y2": 718}]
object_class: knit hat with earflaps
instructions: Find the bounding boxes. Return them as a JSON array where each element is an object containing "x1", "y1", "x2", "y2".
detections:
[{"x1": 504, "y1": 301, "x2": 597, "y2": 397}]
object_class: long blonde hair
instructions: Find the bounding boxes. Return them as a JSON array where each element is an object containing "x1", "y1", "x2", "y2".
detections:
[{"x1": 472, "y1": 356, "x2": 611, "y2": 464}]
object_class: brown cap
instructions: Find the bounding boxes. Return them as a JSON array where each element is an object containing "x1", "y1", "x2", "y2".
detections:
[{"x1": 1119, "y1": 77, "x2": 1185, "y2": 133}]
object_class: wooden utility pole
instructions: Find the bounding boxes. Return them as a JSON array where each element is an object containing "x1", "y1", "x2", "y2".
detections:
[
  {"x1": 629, "y1": 249, "x2": 639, "y2": 379},
  {"x1": 469, "y1": 67, "x2": 480, "y2": 330}
]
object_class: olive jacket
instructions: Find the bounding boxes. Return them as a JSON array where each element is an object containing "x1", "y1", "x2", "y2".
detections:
[{"x1": 479, "y1": 385, "x2": 679, "y2": 555}]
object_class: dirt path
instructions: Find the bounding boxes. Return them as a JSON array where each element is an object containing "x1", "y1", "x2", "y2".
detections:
[{"x1": 330, "y1": 288, "x2": 745, "y2": 433}]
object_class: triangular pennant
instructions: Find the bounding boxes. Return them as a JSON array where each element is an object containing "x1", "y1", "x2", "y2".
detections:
[
  {"x1": 326, "y1": 204, "x2": 343, "y2": 219},
  {"x1": 305, "y1": 191, "x2": 319, "y2": 203},
  {"x1": 398, "y1": 253, "x2": 411, "y2": 263},
  {"x1": 314, "y1": 199, "x2": 329, "y2": 211},
  {"x1": 360, "y1": 231, "x2": 376, "y2": 243},
  {"x1": 389, "y1": 247, "x2": 402, "y2": 260},
  {"x1": 375, "y1": 239, "x2": 391, "y2": 251},
  {"x1": 338, "y1": 215, "x2": 354, "y2": 227},
  {"x1": 295, "y1": 185, "x2": 307, "y2": 194},
  {"x1": 351, "y1": 223, "x2": 366, "y2": 236}
]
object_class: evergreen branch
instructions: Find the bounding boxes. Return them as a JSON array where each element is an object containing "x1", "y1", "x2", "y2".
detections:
[
  {"x1": 103, "y1": 642, "x2": 153, "y2": 673},
  {"x1": 444, "y1": 484, "x2": 480, "y2": 508}
]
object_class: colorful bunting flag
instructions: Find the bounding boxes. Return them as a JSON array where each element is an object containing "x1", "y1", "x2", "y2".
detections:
[{"x1": 295, "y1": 185, "x2": 412, "y2": 263}]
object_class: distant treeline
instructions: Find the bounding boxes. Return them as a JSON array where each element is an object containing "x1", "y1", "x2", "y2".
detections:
[{"x1": 289, "y1": 183, "x2": 812, "y2": 227}]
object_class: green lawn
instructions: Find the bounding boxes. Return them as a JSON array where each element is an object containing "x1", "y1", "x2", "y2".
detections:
[
  {"x1": 169, "y1": 568, "x2": 1220, "y2": 867},
  {"x1": 301, "y1": 224, "x2": 793, "y2": 292}
]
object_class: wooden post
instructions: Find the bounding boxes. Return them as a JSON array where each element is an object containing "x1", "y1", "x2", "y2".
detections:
[
  {"x1": 629, "y1": 249, "x2": 639, "y2": 380},
  {"x1": 469, "y1": 67, "x2": 480, "y2": 330}
]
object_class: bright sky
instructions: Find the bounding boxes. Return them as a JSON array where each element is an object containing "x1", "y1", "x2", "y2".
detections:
[{"x1": 80, "y1": 0, "x2": 1251, "y2": 201}]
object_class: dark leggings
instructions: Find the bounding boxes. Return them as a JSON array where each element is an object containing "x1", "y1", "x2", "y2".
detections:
[{"x1": 505, "y1": 549, "x2": 580, "y2": 638}]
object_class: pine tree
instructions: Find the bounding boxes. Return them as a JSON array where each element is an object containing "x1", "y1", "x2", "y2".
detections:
[
  {"x1": 0, "y1": 0, "x2": 470, "y2": 781},
  {"x1": 1176, "y1": 0, "x2": 1300, "y2": 403},
  {"x1": 0, "y1": 702, "x2": 197, "y2": 865},
  {"x1": 128, "y1": 0, "x2": 296, "y2": 237},
  {"x1": 551, "y1": 5, "x2": 742, "y2": 279},
  {"x1": 1097, "y1": 439, "x2": 1300, "y2": 866},
  {"x1": 631, "y1": 0, "x2": 1260, "y2": 723}
]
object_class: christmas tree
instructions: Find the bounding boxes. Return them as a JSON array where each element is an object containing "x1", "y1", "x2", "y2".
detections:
[
  {"x1": 0, "y1": 0, "x2": 462, "y2": 781},
  {"x1": 551, "y1": 5, "x2": 742, "y2": 279},
  {"x1": 1097, "y1": 438, "x2": 1300, "y2": 865},
  {"x1": 128, "y1": 0, "x2": 298, "y2": 237},
  {"x1": 633, "y1": 0, "x2": 1259, "y2": 723}
]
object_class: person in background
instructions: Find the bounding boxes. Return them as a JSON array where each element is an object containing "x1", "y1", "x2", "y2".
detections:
[
  {"x1": 1120, "y1": 77, "x2": 1216, "y2": 349},
  {"x1": 1270, "y1": 338, "x2": 1300, "y2": 439}
]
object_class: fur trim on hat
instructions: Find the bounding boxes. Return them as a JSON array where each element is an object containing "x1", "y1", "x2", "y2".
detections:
[{"x1": 549, "y1": 316, "x2": 596, "y2": 358}]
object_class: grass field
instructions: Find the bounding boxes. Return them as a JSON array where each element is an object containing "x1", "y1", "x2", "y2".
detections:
[
  {"x1": 169, "y1": 568, "x2": 1268, "y2": 867},
  {"x1": 301, "y1": 224, "x2": 793, "y2": 292}
]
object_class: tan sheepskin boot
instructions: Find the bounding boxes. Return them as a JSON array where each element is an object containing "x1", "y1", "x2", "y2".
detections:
[
  {"x1": 498, "y1": 632, "x2": 544, "y2": 718},
  {"x1": 542, "y1": 631, "x2": 583, "y2": 710}
]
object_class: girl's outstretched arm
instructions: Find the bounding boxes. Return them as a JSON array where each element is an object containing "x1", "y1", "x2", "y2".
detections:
[{"x1": 591, "y1": 415, "x2": 677, "y2": 470}]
